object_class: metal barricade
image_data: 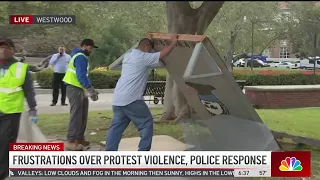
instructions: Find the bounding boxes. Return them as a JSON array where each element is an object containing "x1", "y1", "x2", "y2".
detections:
[{"x1": 143, "y1": 81, "x2": 166, "y2": 104}]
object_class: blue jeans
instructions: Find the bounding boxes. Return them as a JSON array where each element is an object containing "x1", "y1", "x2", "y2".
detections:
[{"x1": 105, "y1": 100, "x2": 153, "y2": 151}]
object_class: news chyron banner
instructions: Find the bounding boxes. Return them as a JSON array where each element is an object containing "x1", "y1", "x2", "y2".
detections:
[
  {"x1": 9, "y1": 15, "x2": 75, "y2": 24},
  {"x1": 9, "y1": 143, "x2": 311, "y2": 178}
]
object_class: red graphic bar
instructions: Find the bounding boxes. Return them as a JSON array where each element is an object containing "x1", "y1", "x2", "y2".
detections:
[
  {"x1": 271, "y1": 151, "x2": 311, "y2": 177},
  {"x1": 9, "y1": 15, "x2": 33, "y2": 24},
  {"x1": 10, "y1": 143, "x2": 64, "y2": 151}
]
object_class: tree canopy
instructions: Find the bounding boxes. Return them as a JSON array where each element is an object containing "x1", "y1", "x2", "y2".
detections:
[
  {"x1": 1, "y1": 1, "x2": 318, "y2": 63},
  {"x1": 286, "y1": 2, "x2": 320, "y2": 57},
  {"x1": 207, "y1": 1, "x2": 285, "y2": 63}
]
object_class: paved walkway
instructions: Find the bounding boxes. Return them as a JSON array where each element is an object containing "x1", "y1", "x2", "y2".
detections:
[{"x1": 31, "y1": 93, "x2": 162, "y2": 114}]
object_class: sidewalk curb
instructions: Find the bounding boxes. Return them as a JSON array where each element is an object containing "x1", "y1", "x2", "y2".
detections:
[{"x1": 35, "y1": 88, "x2": 114, "y2": 94}]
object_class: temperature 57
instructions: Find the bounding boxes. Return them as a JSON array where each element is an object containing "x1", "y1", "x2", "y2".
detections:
[{"x1": 259, "y1": 170, "x2": 267, "y2": 175}]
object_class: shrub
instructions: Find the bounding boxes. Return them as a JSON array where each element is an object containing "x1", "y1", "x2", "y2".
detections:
[
  {"x1": 30, "y1": 72, "x2": 36, "y2": 81},
  {"x1": 35, "y1": 69, "x2": 53, "y2": 89},
  {"x1": 233, "y1": 73, "x2": 320, "y2": 86},
  {"x1": 35, "y1": 69, "x2": 320, "y2": 89},
  {"x1": 89, "y1": 70, "x2": 121, "y2": 89},
  {"x1": 35, "y1": 69, "x2": 167, "y2": 89}
]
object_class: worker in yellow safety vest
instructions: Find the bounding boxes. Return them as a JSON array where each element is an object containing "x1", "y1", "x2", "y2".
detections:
[
  {"x1": 63, "y1": 39, "x2": 99, "y2": 151},
  {"x1": 0, "y1": 37, "x2": 38, "y2": 179}
]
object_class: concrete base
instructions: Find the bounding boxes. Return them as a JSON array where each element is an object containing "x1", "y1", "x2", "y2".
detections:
[{"x1": 100, "y1": 135, "x2": 194, "y2": 151}]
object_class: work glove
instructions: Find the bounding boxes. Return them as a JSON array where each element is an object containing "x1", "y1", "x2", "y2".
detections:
[
  {"x1": 86, "y1": 87, "x2": 99, "y2": 101},
  {"x1": 90, "y1": 94, "x2": 99, "y2": 101},
  {"x1": 29, "y1": 110, "x2": 38, "y2": 123}
]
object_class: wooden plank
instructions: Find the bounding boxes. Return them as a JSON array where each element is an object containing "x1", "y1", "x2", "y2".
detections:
[
  {"x1": 272, "y1": 130, "x2": 320, "y2": 147},
  {"x1": 147, "y1": 32, "x2": 207, "y2": 42}
]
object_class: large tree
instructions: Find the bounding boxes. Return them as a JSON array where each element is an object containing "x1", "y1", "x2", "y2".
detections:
[
  {"x1": 1, "y1": 1, "x2": 167, "y2": 56},
  {"x1": 286, "y1": 2, "x2": 320, "y2": 57},
  {"x1": 0, "y1": 2, "x2": 105, "y2": 54},
  {"x1": 160, "y1": 1, "x2": 224, "y2": 122},
  {"x1": 207, "y1": 2, "x2": 283, "y2": 67}
]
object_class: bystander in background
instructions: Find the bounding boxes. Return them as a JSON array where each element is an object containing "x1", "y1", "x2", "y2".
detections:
[{"x1": 49, "y1": 46, "x2": 71, "y2": 106}]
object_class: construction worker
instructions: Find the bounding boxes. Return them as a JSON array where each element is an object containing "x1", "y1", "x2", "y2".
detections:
[
  {"x1": 63, "y1": 39, "x2": 99, "y2": 151},
  {"x1": 106, "y1": 35, "x2": 178, "y2": 151},
  {"x1": 0, "y1": 38, "x2": 37, "y2": 179}
]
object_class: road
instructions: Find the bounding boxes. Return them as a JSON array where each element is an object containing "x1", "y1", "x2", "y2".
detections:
[{"x1": 31, "y1": 93, "x2": 162, "y2": 114}]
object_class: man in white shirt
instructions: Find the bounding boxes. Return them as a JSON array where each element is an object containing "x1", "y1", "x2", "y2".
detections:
[
  {"x1": 49, "y1": 46, "x2": 71, "y2": 106},
  {"x1": 106, "y1": 35, "x2": 178, "y2": 151}
]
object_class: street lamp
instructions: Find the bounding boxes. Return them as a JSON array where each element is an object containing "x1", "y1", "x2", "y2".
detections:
[
  {"x1": 244, "y1": 16, "x2": 269, "y2": 71},
  {"x1": 243, "y1": 16, "x2": 255, "y2": 71},
  {"x1": 312, "y1": 32, "x2": 320, "y2": 74},
  {"x1": 250, "y1": 20, "x2": 255, "y2": 71}
]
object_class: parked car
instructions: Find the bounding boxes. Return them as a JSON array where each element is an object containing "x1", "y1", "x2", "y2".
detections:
[
  {"x1": 300, "y1": 57, "x2": 320, "y2": 69},
  {"x1": 233, "y1": 58, "x2": 246, "y2": 67},
  {"x1": 268, "y1": 61, "x2": 281, "y2": 67},
  {"x1": 247, "y1": 59, "x2": 270, "y2": 67},
  {"x1": 277, "y1": 62, "x2": 298, "y2": 69},
  {"x1": 294, "y1": 61, "x2": 300, "y2": 68}
]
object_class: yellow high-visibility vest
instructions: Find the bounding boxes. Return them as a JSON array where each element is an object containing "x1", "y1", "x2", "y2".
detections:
[
  {"x1": 63, "y1": 52, "x2": 89, "y2": 89},
  {"x1": 0, "y1": 62, "x2": 28, "y2": 114}
]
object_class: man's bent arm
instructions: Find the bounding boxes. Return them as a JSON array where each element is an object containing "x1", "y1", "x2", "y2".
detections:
[
  {"x1": 74, "y1": 56, "x2": 91, "y2": 89},
  {"x1": 22, "y1": 68, "x2": 37, "y2": 111},
  {"x1": 49, "y1": 54, "x2": 58, "y2": 65}
]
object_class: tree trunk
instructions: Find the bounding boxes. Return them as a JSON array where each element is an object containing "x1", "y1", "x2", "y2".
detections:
[
  {"x1": 160, "y1": 1, "x2": 224, "y2": 122},
  {"x1": 225, "y1": 31, "x2": 237, "y2": 72}
]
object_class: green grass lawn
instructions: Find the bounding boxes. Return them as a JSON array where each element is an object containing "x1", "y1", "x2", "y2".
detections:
[{"x1": 38, "y1": 108, "x2": 320, "y2": 179}]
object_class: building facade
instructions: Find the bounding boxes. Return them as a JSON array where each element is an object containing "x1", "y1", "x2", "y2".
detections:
[
  {"x1": 266, "y1": 2, "x2": 294, "y2": 59},
  {"x1": 266, "y1": 1, "x2": 320, "y2": 59}
]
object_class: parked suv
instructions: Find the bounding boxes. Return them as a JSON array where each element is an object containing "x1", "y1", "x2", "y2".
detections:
[{"x1": 247, "y1": 59, "x2": 270, "y2": 68}]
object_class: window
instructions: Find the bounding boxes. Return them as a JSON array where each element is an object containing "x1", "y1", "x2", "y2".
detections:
[
  {"x1": 280, "y1": 47, "x2": 289, "y2": 58},
  {"x1": 280, "y1": 40, "x2": 288, "y2": 47}
]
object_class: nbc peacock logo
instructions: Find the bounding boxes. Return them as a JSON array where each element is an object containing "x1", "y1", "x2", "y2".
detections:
[{"x1": 279, "y1": 157, "x2": 303, "y2": 171}]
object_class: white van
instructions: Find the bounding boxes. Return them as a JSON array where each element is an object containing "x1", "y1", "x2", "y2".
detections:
[{"x1": 299, "y1": 57, "x2": 320, "y2": 69}]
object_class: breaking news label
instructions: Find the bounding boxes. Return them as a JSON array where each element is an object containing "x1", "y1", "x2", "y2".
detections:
[
  {"x1": 9, "y1": 15, "x2": 76, "y2": 24},
  {"x1": 9, "y1": 143, "x2": 311, "y2": 178}
]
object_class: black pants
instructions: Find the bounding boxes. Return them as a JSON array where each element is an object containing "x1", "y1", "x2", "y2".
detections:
[
  {"x1": 0, "y1": 113, "x2": 21, "y2": 180},
  {"x1": 52, "y1": 72, "x2": 67, "y2": 104},
  {"x1": 66, "y1": 85, "x2": 89, "y2": 142}
]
